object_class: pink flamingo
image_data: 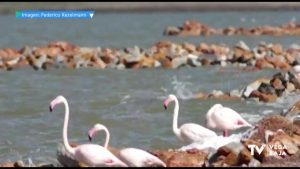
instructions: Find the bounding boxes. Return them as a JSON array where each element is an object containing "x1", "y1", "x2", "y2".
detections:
[
  {"x1": 163, "y1": 94, "x2": 217, "y2": 144},
  {"x1": 88, "y1": 123, "x2": 166, "y2": 167},
  {"x1": 205, "y1": 104, "x2": 252, "y2": 137},
  {"x1": 49, "y1": 95, "x2": 128, "y2": 167}
]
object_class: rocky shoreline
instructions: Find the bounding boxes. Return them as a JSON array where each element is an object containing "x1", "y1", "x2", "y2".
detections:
[
  {"x1": 1, "y1": 40, "x2": 299, "y2": 71},
  {"x1": 164, "y1": 20, "x2": 300, "y2": 36},
  {"x1": 2, "y1": 101, "x2": 298, "y2": 167}
]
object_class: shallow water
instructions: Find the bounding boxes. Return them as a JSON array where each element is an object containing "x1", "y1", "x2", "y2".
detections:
[
  {"x1": 0, "y1": 11, "x2": 300, "y2": 49},
  {"x1": 0, "y1": 11, "x2": 300, "y2": 164}
]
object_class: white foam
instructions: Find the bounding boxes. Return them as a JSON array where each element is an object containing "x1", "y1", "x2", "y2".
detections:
[{"x1": 178, "y1": 134, "x2": 243, "y2": 152}]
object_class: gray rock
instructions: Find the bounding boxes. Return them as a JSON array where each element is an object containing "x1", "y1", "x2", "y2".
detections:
[
  {"x1": 163, "y1": 26, "x2": 181, "y2": 35},
  {"x1": 210, "y1": 90, "x2": 224, "y2": 97},
  {"x1": 236, "y1": 41, "x2": 251, "y2": 51},
  {"x1": 154, "y1": 60, "x2": 161, "y2": 68},
  {"x1": 34, "y1": 54, "x2": 47, "y2": 69},
  {"x1": 187, "y1": 54, "x2": 201, "y2": 67},
  {"x1": 242, "y1": 79, "x2": 269, "y2": 98},
  {"x1": 230, "y1": 89, "x2": 242, "y2": 97},
  {"x1": 172, "y1": 56, "x2": 188, "y2": 68},
  {"x1": 124, "y1": 46, "x2": 144, "y2": 63}
]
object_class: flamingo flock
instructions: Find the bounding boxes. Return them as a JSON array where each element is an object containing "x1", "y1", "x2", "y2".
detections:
[{"x1": 49, "y1": 94, "x2": 252, "y2": 167}]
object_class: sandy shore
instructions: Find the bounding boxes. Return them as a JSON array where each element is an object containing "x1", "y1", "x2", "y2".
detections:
[{"x1": 0, "y1": 2, "x2": 300, "y2": 14}]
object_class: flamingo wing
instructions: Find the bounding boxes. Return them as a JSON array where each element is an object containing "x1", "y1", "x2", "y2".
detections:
[
  {"x1": 180, "y1": 123, "x2": 217, "y2": 143},
  {"x1": 75, "y1": 144, "x2": 126, "y2": 167},
  {"x1": 144, "y1": 156, "x2": 166, "y2": 167},
  {"x1": 119, "y1": 148, "x2": 166, "y2": 167},
  {"x1": 206, "y1": 104, "x2": 223, "y2": 128},
  {"x1": 213, "y1": 107, "x2": 251, "y2": 130}
]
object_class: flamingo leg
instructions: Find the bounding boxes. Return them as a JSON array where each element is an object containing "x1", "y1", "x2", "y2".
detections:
[{"x1": 223, "y1": 130, "x2": 229, "y2": 137}]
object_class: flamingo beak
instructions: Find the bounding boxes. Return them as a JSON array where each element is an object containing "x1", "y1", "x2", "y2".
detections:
[
  {"x1": 49, "y1": 105, "x2": 53, "y2": 112},
  {"x1": 88, "y1": 135, "x2": 92, "y2": 142},
  {"x1": 163, "y1": 99, "x2": 170, "y2": 110}
]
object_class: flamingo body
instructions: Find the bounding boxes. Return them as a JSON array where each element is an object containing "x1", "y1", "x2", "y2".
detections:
[
  {"x1": 177, "y1": 123, "x2": 218, "y2": 143},
  {"x1": 49, "y1": 95, "x2": 127, "y2": 167},
  {"x1": 88, "y1": 123, "x2": 166, "y2": 167},
  {"x1": 119, "y1": 148, "x2": 166, "y2": 167},
  {"x1": 73, "y1": 144, "x2": 127, "y2": 167},
  {"x1": 163, "y1": 94, "x2": 217, "y2": 144},
  {"x1": 206, "y1": 104, "x2": 252, "y2": 136}
]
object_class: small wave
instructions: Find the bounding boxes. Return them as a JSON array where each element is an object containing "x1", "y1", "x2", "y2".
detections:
[
  {"x1": 240, "y1": 113, "x2": 262, "y2": 124},
  {"x1": 170, "y1": 76, "x2": 195, "y2": 100},
  {"x1": 266, "y1": 91, "x2": 300, "y2": 109},
  {"x1": 120, "y1": 94, "x2": 131, "y2": 104}
]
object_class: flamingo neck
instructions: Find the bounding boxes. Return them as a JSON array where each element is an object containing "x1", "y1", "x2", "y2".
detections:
[
  {"x1": 172, "y1": 98, "x2": 180, "y2": 137},
  {"x1": 62, "y1": 98, "x2": 75, "y2": 155},
  {"x1": 103, "y1": 127, "x2": 110, "y2": 149}
]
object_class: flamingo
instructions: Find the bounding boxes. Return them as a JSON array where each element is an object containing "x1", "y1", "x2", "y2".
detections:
[
  {"x1": 205, "y1": 104, "x2": 252, "y2": 137},
  {"x1": 49, "y1": 95, "x2": 128, "y2": 167},
  {"x1": 88, "y1": 123, "x2": 166, "y2": 167},
  {"x1": 163, "y1": 94, "x2": 217, "y2": 144}
]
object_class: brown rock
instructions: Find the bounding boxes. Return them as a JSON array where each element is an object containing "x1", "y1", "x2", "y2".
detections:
[
  {"x1": 265, "y1": 56, "x2": 291, "y2": 70},
  {"x1": 291, "y1": 134, "x2": 300, "y2": 147},
  {"x1": 150, "y1": 150, "x2": 175, "y2": 164},
  {"x1": 151, "y1": 150, "x2": 208, "y2": 167},
  {"x1": 271, "y1": 78, "x2": 285, "y2": 90},
  {"x1": 251, "y1": 115, "x2": 300, "y2": 142},
  {"x1": 0, "y1": 161, "x2": 15, "y2": 167},
  {"x1": 284, "y1": 100, "x2": 300, "y2": 118},
  {"x1": 167, "y1": 150, "x2": 208, "y2": 167},
  {"x1": 249, "y1": 90, "x2": 277, "y2": 102},
  {"x1": 284, "y1": 53, "x2": 296, "y2": 64},
  {"x1": 182, "y1": 42, "x2": 196, "y2": 53},
  {"x1": 192, "y1": 92, "x2": 208, "y2": 99},
  {"x1": 48, "y1": 41, "x2": 78, "y2": 52},
  {"x1": 161, "y1": 58, "x2": 172, "y2": 69},
  {"x1": 200, "y1": 58, "x2": 210, "y2": 66},
  {"x1": 0, "y1": 48, "x2": 22, "y2": 61},
  {"x1": 208, "y1": 94, "x2": 241, "y2": 101},
  {"x1": 270, "y1": 44, "x2": 283, "y2": 55},
  {"x1": 197, "y1": 43, "x2": 211, "y2": 54},
  {"x1": 139, "y1": 56, "x2": 155, "y2": 68},
  {"x1": 238, "y1": 148, "x2": 253, "y2": 165},
  {"x1": 255, "y1": 58, "x2": 274, "y2": 69},
  {"x1": 262, "y1": 150, "x2": 300, "y2": 167},
  {"x1": 223, "y1": 26, "x2": 236, "y2": 36},
  {"x1": 182, "y1": 20, "x2": 202, "y2": 32},
  {"x1": 224, "y1": 152, "x2": 239, "y2": 166},
  {"x1": 90, "y1": 55, "x2": 106, "y2": 69},
  {"x1": 34, "y1": 47, "x2": 61, "y2": 58}
]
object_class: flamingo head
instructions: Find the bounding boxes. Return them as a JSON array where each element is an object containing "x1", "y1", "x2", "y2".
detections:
[
  {"x1": 49, "y1": 95, "x2": 66, "y2": 112},
  {"x1": 88, "y1": 123, "x2": 107, "y2": 142},
  {"x1": 163, "y1": 94, "x2": 177, "y2": 110}
]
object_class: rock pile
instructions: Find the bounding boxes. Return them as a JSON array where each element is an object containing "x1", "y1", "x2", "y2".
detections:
[
  {"x1": 0, "y1": 41, "x2": 299, "y2": 71},
  {"x1": 192, "y1": 70, "x2": 300, "y2": 103},
  {"x1": 164, "y1": 20, "x2": 300, "y2": 37}
]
